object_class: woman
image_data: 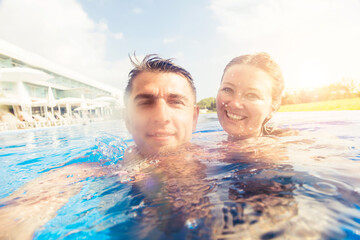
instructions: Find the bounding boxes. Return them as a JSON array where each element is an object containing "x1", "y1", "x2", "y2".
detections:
[{"x1": 216, "y1": 52, "x2": 284, "y2": 140}]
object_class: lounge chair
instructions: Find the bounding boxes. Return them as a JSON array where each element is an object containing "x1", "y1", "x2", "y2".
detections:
[
  {"x1": 73, "y1": 113, "x2": 86, "y2": 124},
  {"x1": 0, "y1": 110, "x2": 29, "y2": 130},
  {"x1": 56, "y1": 112, "x2": 74, "y2": 125},
  {"x1": 19, "y1": 111, "x2": 38, "y2": 128},
  {"x1": 0, "y1": 122, "x2": 9, "y2": 131},
  {"x1": 33, "y1": 114, "x2": 50, "y2": 128},
  {"x1": 46, "y1": 113, "x2": 61, "y2": 126}
]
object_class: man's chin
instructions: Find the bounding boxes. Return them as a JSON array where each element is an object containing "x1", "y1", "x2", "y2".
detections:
[{"x1": 139, "y1": 144, "x2": 186, "y2": 158}]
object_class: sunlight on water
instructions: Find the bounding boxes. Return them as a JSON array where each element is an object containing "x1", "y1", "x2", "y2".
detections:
[{"x1": 0, "y1": 112, "x2": 360, "y2": 239}]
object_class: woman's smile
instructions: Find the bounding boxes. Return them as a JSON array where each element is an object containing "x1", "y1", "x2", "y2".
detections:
[
  {"x1": 216, "y1": 64, "x2": 274, "y2": 139},
  {"x1": 225, "y1": 110, "x2": 247, "y2": 121}
]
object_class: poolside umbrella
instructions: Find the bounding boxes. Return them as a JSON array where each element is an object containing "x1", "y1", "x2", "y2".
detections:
[
  {"x1": 31, "y1": 99, "x2": 48, "y2": 116},
  {"x1": 0, "y1": 97, "x2": 45, "y2": 117},
  {"x1": 0, "y1": 97, "x2": 22, "y2": 117},
  {"x1": 74, "y1": 105, "x2": 96, "y2": 111},
  {"x1": 56, "y1": 97, "x2": 85, "y2": 116},
  {"x1": 17, "y1": 81, "x2": 32, "y2": 115},
  {"x1": 0, "y1": 97, "x2": 22, "y2": 106},
  {"x1": 16, "y1": 81, "x2": 31, "y2": 105},
  {"x1": 56, "y1": 98, "x2": 85, "y2": 105},
  {"x1": 31, "y1": 99, "x2": 47, "y2": 106},
  {"x1": 92, "y1": 96, "x2": 118, "y2": 103},
  {"x1": 0, "y1": 68, "x2": 52, "y2": 116},
  {"x1": 91, "y1": 97, "x2": 115, "y2": 117},
  {"x1": 47, "y1": 86, "x2": 56, "y2": 115}
]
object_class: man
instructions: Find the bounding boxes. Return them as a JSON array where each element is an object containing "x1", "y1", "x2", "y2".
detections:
[
  {"x1": 123, "y1": 54, "x2": 199, "y2": 157},
  {"x1": 0, "y1": 54, "x2": 200, "y2": 240}
]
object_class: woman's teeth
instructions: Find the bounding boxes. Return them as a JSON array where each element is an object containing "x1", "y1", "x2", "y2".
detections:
[{"x1": 226, "y1": 111, "x2": 246, "y2": 121}]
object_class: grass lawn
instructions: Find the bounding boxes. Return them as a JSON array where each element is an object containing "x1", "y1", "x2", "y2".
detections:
[{"x1": 279, "y1": 97, "x2": 360, "y2": 112}]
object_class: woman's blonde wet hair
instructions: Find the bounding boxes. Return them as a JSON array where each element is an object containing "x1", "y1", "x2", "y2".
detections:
[{"x1": 222, "y1": 52, "x2": 285, "y2": 135}]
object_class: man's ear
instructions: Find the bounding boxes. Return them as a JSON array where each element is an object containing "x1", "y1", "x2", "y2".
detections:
[
  {"x1": 192, "y1": 105, "x2": 200, "y2": 132},
  {"x1": 124, "y1": 108, "x2": 132, "y2": 134}
]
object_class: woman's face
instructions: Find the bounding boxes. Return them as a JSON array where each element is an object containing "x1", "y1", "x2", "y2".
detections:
[{"x1": 216, "y1": 64, "x2": 274, "y2": 139}]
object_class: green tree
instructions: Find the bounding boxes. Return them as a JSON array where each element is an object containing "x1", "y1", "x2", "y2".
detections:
[{"x1": 197, "y1": 97, "x2": 216, "y2": 111}]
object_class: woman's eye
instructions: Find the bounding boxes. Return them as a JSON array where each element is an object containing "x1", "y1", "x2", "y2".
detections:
[
  {"x1": 246, "y1": 93, "x2": 261, "y2": 100},
  {"x1": 221, "y1": 87, "x2": 233, "y2": 94}
]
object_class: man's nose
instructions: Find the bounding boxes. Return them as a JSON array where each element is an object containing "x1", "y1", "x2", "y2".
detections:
[{"x1": 153, "y1": 99, "x2": 171, "y2": 123}]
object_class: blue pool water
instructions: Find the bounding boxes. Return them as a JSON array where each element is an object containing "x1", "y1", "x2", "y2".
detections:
[{"x1": 1, "y1": 111, "x2": 360, "y2": 239}]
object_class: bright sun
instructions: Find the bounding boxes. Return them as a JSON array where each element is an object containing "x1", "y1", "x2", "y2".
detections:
[{"x1": 296, "y1": 62, "x2": 332, "y2": 89}]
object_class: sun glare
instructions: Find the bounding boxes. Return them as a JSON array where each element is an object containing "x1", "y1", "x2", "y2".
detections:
[{"x1": 297, "y1": 62, "x2": 332, "y2": 89}]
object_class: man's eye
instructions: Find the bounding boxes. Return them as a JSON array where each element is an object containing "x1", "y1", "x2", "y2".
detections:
[{"x1": 137, "y1": 100, "x2": 153, "y2": 106}]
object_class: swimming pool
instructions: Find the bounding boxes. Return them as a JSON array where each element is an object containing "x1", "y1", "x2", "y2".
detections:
[{"x1": 1, "y1": 111, "x2": 360, "y2": 239}]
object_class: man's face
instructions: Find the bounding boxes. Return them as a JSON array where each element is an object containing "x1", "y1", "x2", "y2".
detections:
[{"x1": 125, "y1": 71, "x2": 199, "y2": 157}]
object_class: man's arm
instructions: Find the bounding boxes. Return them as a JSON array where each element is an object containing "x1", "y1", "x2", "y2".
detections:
[{"x1": 0, "y1": 162, "x2": 107, "y2": 240}]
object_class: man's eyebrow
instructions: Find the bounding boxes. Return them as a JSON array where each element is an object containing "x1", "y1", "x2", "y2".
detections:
[
  {"x1": 133, "y1": 93, "x2": 190, "y2": 102},
  {"x1": 134, "y1": 94, "x2": 155, "y2": 101},
  {"x1": 167, "y1": 93, "x2": 189, "y2": 101}
]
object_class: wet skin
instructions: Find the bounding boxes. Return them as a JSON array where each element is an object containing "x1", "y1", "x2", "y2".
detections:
[
  {"x1": 216, "y1": 64, "x2": 274, "y2": 139},
  {"x1": 125, "y1": 71, "x2": 199, "y2": 157}
]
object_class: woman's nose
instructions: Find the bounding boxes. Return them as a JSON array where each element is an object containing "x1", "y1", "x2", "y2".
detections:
[{"x1": 229, "y1": 94, "x2": 245, "y2": 109}]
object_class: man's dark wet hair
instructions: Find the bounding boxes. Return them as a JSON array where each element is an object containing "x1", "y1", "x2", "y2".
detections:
[{"x1": 124, "y1": 54, "x2": 196, "y2": 105}]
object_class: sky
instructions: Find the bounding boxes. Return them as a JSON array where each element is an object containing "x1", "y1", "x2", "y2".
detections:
[{"x1": 0, "y1": 0, "x2": 360, "y2": 101}]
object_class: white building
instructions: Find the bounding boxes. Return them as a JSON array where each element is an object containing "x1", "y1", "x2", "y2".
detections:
[{"x1": 0, "y1": 39, "x2": 123, "y2": 130}]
